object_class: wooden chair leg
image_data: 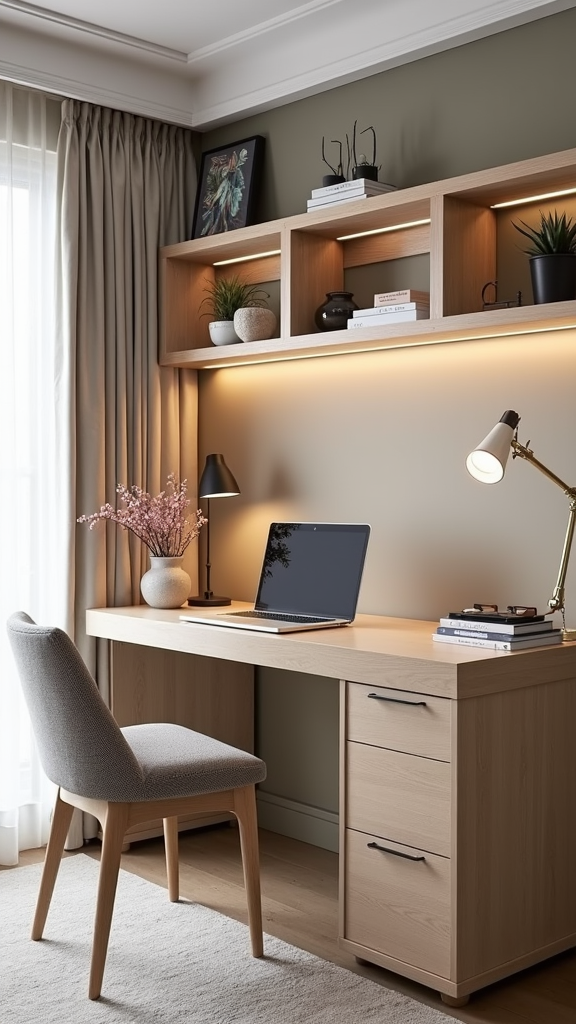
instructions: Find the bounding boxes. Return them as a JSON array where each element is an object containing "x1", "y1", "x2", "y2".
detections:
[
  {"x1": 163, "y1": 815, "x2": 179, "y2": 902},
  {"x1": 233, "y1": 785, "x2": 263, "y2": 958},
  {"x1": 32, "y1": 789, "x2": 75, "y2": 941},
  {"x1": 89, "y1": 802, "x2": 129, "y2": 1000}
]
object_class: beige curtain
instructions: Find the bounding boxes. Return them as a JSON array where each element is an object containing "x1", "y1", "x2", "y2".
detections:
[{"x1": 56, "y1": 101, "x2": 199, "y2": 681}]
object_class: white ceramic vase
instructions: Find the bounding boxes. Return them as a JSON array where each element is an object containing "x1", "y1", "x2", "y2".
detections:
[
  {"x1": 233, "y1": 307, "x2": 277, "y2": 342},
  {"x1": 208, "y1": 320, "x2": 240, "y2": 346},
  {"x1": 140, "y1": 556, "x2": 191, "y2": 609}
]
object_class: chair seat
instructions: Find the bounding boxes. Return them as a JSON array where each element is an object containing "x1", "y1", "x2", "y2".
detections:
[{"x1": 121, "y1": 722, "x2": 266, "y2": 801}]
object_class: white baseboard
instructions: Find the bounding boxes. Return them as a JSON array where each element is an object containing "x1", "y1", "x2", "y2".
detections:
[{"x1": 256, "y1": 791, "x2": 338, "y2": 853}]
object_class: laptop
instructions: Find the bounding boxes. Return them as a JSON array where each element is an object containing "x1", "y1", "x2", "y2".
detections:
[{"x1": 180, "y1": 521, "x2": 370, "y2": 633}]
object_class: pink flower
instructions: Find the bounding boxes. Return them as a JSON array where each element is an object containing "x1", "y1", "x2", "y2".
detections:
[{"x1": 77, "y1": 474, "x2": 207, "y2": 557}]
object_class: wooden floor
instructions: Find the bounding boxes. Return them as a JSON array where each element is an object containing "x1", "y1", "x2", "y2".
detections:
[{"x1": 19, "y1": 825, "x2": 575, "y2": 1024}]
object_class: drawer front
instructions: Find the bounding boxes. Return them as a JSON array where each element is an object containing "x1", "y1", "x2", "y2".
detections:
[
  {"x1": 347, "y1": 681, "x2": 451, "y2": 761},
  {"x1": 344, "y1": 828, "x2": 450, "y2": 978},
  {"x1": 346, "y1": 742, "x2": 451, "y2": 857}
]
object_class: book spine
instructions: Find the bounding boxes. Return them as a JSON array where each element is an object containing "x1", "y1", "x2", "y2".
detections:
[
  {"x1": 353, "y1": 302, "x2": 429, "y2": 316},
  {"x1": 348, "y1": 310, "x2": 429, "y2": 327},
  {"x1": 303, "y1": 196, "x2": 368, "y2": 210},
  {"x1": 433, "y1": 634, "x2": 514, "y2": 650},
  {"x1": 433, "y1": 633, "x2": 560, "y2": 651},
  {"x1": 436, "y1": 626, "x2": 556, "y2": 642},
  {"x1": 374, "y1": 290, "x2": 430, "y2": 306},
  {"x1": 308, "y1": 188, "x2": 385, "y2": 205},
  {"x1": 310, "y1": 179, "x2": 396, "y2": 198},
  {"x1": 439, "y1": 617, "x2": 551, "y2": 634}
]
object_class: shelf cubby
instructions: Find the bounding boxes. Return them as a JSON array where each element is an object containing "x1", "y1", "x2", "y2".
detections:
[{"x1": 159, "y1": 148, "x2": 576, "y2": 369}]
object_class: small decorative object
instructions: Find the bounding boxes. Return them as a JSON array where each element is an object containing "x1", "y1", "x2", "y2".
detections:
[
  {"x1": 512, "y1": 210, "x2": 576, "y2": 303},
  {"x1": 351, "y1": 120, "x2": 379, "y2": 181},
  {"x1": 321, "y1": 137, "x2": 345, "y2": 187},
  {"x1": 77, "y1": 475, "x2": 206, "y2": 609},
  {"x1": 192, "y1": 135, "x2": 265, "y2": 239},
  {"x1": 234, "y1": 306, "x2": 277, "y2": 342},
  {"x1": 481, "y1": 281, "x2": 522, "y2": 310},
  {"x1": 201, "y1": 276, "x2": 270, "y2": 346},
  {"x1": 315, "y1": 291, "x2": 359, "y2": 331},
  {"x1": 317, "y1": 121, "x2": 381, "y2": 193}
]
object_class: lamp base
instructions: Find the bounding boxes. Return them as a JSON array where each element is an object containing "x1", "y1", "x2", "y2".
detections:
[
  {"x1": 187, "y1": 594, "x2": 231, "y2": 607},
  {"x1": 561, "y1": 627, "x2": 576, "y2": 642}
]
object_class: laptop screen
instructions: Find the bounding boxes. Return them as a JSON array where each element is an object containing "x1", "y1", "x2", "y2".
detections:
[{"x1": 254, "y1": 522, "x2": 370, "y2": 620}]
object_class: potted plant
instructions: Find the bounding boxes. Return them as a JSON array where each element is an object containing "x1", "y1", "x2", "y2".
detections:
[
  {"x1": 201, "y1": 276, "x2": 270, "y2": 345},
  {"x1": 77, "y1": 474, "x2": 207, "y2": 608},
  {"x1": 513, "y1": 210, "x2": 576, "y2": 304}
]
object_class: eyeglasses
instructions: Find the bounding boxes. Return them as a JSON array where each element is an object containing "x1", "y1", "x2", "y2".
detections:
[{"x1": 472, "y1": 603, "x2": 538, "y2": 618}]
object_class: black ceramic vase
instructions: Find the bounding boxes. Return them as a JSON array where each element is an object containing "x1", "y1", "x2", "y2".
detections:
[
  {"x1": 529, "y1": 254, "x2": 576, "y2": 304},
  {"x1": 314, "y1": 291, "x2": 359, "y2": 331}
]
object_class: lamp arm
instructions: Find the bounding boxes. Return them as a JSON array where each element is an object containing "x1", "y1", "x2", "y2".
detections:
[{"x1": 511, "y1": 439, "x2": 576, "y2": 615}]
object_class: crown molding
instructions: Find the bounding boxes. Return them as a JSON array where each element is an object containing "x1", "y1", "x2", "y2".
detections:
[
  {"x1": 1, "y1": 0, "x2": 574, "y2": 129},
  {"x1": 188, "y1": 0, "x2": 576, "y2": 128},
  {"x1": 0, "y1": 57, "x2": 196, "y2": 125},
  {"x1": 0, "y1": 0, "x2": 187, "y2": 61}
]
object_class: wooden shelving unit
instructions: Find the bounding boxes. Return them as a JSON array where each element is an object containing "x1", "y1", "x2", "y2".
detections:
[{"x1": 159, "y1": 148, "x2": 576, "y2": 370}]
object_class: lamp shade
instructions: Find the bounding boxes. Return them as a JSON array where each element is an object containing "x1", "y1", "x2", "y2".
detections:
[
  {"x1": 198, "y1": 453, "x2": 240, "y2": 499},
  {"x1": 466, "y1": 410, "x2": 520, "y2": 484}
]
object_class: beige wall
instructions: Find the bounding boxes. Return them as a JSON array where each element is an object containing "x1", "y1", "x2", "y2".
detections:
[{"x1": 197, "y1": 9, "x2": 576, "y2": 849}]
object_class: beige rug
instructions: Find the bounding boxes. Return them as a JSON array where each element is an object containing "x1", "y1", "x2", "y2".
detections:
[{"x1": 0, "y1": 854, "x2": 452, "y2": 1023}]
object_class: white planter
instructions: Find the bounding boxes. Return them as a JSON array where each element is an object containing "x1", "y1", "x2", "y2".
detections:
[
  {"x1": 233, "y1": 307, "x2": 277, "y2": 343},
  {"x1": 208, "y1": 320, "x2": 240, "y2": 346},
  {"x1": 140, "y1": 556, "x2": 191, "y2": 609}
]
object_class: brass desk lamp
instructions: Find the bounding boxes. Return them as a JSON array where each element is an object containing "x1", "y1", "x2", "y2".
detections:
[{"x1": 466, "y1": 410, "x2": 576, "y2": 641}]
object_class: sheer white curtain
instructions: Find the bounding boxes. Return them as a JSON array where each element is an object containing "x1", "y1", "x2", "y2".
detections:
[{"x1": 0, "y1": 82, "x2": 65, "y2": 865}]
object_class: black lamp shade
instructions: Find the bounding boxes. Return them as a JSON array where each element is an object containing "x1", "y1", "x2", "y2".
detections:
[{"x1": 198, "y1": 454, "x2": 240, "y2": 498}]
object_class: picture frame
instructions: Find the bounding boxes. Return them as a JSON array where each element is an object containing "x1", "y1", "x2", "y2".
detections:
[{"x1": 191, "y1": 135, "x2": 265, "y2": 239}]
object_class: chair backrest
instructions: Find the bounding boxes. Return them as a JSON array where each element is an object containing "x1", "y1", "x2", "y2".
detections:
[{"x1": 6, "y1": 612, "x2": 144, "y2": 800}]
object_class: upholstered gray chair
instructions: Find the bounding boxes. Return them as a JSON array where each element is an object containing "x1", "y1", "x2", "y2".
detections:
[{"x1": 7, "y1": 611, "x2": 267, "y2": 1000}]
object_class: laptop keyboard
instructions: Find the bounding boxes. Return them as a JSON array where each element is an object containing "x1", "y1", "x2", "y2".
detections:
[{"x1": 227, "y1": 610, "x2": 330, "y2": 624}]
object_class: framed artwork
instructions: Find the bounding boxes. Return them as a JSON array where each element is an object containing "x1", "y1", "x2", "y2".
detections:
[{"x1": 192, "y1": 135, "x2": 265, "y2": 239}]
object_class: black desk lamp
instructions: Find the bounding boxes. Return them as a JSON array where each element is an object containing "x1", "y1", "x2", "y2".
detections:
[{"x1": 187, "y1": 453, "x2": 240, "y2": 606}]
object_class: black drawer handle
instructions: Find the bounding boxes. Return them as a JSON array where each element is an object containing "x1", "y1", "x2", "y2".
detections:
[
  {"x1": 367, "y1": 693, "x2": 427, "y2": 707},
  {"x1": 367, "y1": 841, "x2": 425, "y2": 862}
]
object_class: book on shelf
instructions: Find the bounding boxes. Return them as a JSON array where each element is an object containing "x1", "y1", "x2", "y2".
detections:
[
  {"x1": 439, "y1": 616, "x2": 553, "y2": 635},
  {"x1": 348, "y1": 309, "x2": 430, "y2": 328},
  {"x1": 432, "y1": 631, "x2": 562, "y2": 651},
  {"x1": 352, "y1": 301, "x2": 430, "y2": 317},
  {"x1": 306, "y1": 190, "x2": 384, "y2": 210},
  {"x1": 310, "y1": 179, "x2": 396, "y2": 199},
  {"x1": 374, "y1": 289, "x2": 430, "y2": 307},
  {"x1": 436, "y1": 625, "x2": 558, "y2": 643}
]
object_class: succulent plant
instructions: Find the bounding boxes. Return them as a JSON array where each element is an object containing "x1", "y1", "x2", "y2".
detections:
[
  {"x1": 200, "y1": 276, "x2": 269, "y2": 321},
  {"x1": 513, "y1": 210, "x2": 576, "y2": 256}
]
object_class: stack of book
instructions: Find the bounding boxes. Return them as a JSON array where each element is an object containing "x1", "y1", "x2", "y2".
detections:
[
  {"x1": 306, "y1": 178, "x2": 396, "y2": 212},
  {"x1": 347, "y1": 289, "x2": 430, "y2": 329},
  {"x1": 432, "y1": 613, "x2": 562, "y2": 651}
]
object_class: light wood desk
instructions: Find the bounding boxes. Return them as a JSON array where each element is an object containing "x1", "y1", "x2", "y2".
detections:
[{"x1": 87, "y1": 604, "x2": 576, "y2": 1007}]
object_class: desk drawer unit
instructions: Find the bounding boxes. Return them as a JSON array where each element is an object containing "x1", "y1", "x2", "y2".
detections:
[
  {"x1": 346, "y1": 681, "x2": 451, "y2": 761},
  {"x1": 341, "y1": 680, "x2": 453, "y2": 990},
  {"x1": 346, "y1": 742, "x2": 450, "y2": 856},
  {"x1": 344, "y1": 828, "x2": 450, "y2": 977}
]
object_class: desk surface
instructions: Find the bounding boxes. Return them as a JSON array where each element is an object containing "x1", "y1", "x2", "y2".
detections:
[{"x1": 86, "y1": 603, "x2": 575, "y2": 700}]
